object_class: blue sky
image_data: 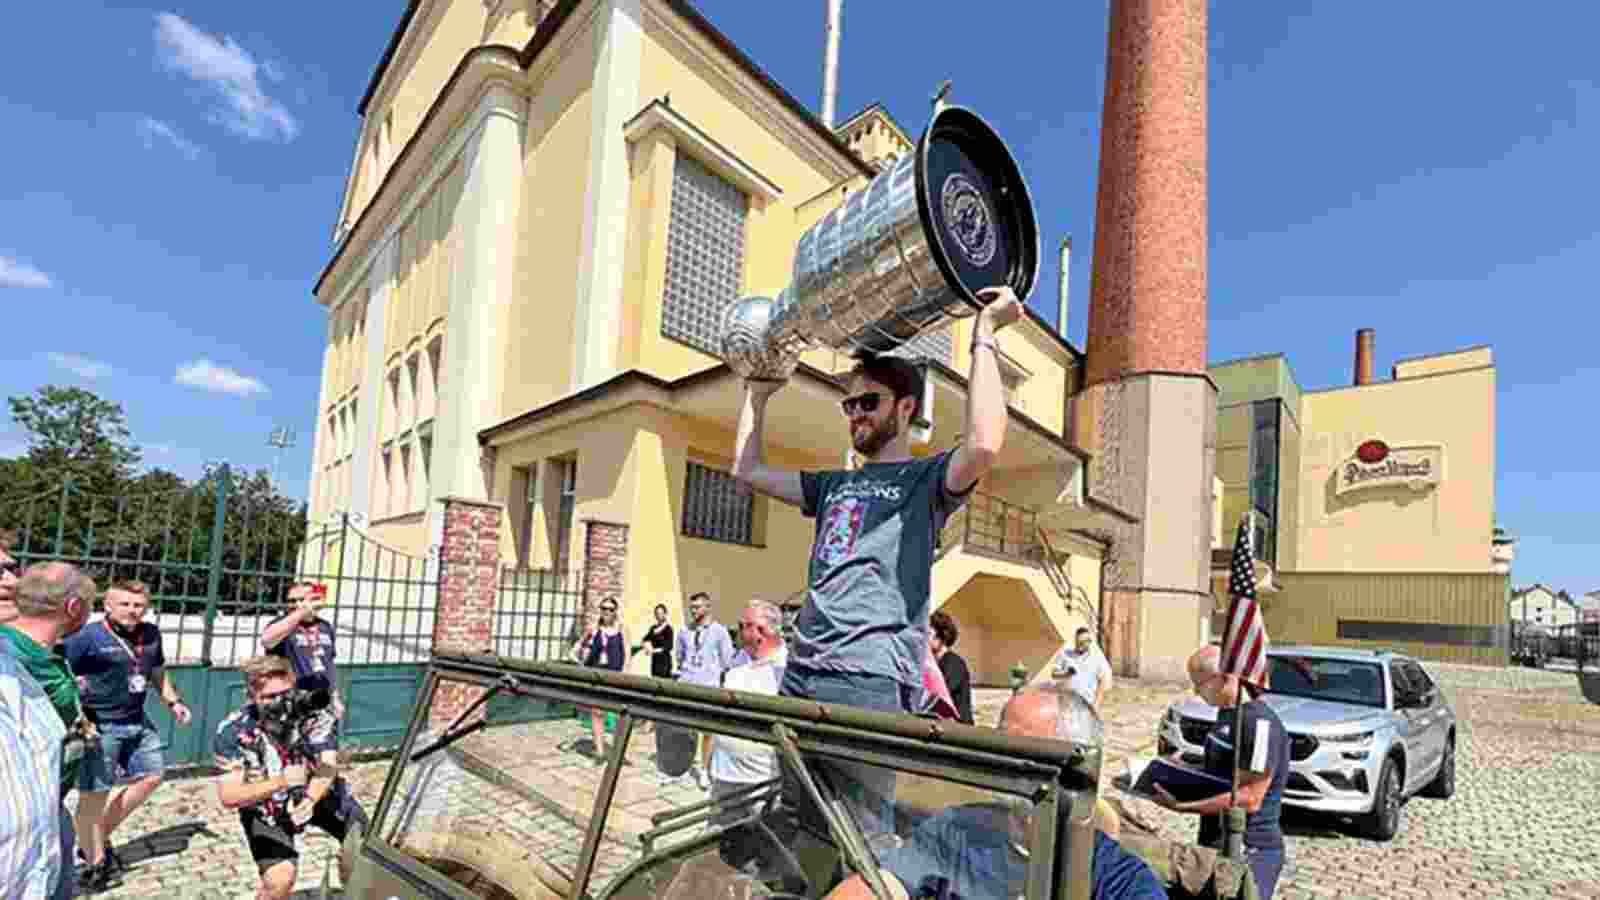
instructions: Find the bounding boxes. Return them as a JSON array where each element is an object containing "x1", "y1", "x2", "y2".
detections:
[{"x1": 1, "y1": 2, "x2": 1595, "y2": 592}]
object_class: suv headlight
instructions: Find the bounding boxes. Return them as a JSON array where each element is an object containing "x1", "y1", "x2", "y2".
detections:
[{"x1": 1320, "y1": 730, "x2": 1375, "y2": 746}]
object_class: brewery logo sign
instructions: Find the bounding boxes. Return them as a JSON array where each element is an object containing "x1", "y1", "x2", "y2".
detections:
[
  {"x1": 1336, "y1": 439, "x2": 1443, "y2": 497},
  {"x1": 941, "y1": 173, "x2": 996, "y2": 267}
]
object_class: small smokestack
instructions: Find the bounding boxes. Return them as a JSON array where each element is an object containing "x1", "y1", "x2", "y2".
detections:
[
  {"x1": 1354, "y1": 328, "x2": 1375, "y2": 386},
  {"x1": 1057, "y1": 236, "x2": 1072, "y2": 334},
  {"x1": 821, "y1": 0, "x2": 843, "y2": 127}
]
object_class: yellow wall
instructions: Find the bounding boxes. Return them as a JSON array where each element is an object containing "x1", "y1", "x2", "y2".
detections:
[
  {"x1": 620, "y1": 19, "x2": 856, "y2": 386},
  {"x1": 838, "y1": 109, "x2": 913, "y2": 170},
  {"x1": 1265, "y1": 572, "x2": 1508, "y2": 665},
  {"x1": 1296, "y1": 362, "x2": 1495, "y2": 572},
  {"x1": 349, "y1": 0, "x2": 545, "y2": 226},
  {"x1": 1392, "y1": 346, "x2": 1492, "y2": 380},
  {"x1": 499, "y1": 31, "x2": 599, "y2": 421}
]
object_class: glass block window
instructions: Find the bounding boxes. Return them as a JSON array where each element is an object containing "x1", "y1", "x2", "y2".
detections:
[
  {"x1": 661, "y1": 155, "x2": 749, "y2": 355},
  {"x1": 682, "y1": 461, "x2": 756, "y2": 546}
]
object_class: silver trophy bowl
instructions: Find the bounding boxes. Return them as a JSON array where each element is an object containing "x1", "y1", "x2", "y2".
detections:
[
  {"x1": 720, "y1": 89, "x2": 1038, "y2": 381},
  {"x1": 720, "y1": 292, "x2": 800, "y2": 382}
]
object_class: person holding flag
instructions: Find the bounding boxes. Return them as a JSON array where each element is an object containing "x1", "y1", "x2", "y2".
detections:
[{"x1": 1149, "y1": 515, "x2": 1290, "y2": 899}]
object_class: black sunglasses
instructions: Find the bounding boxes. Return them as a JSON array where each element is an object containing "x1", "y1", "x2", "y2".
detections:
[
  {"x1": 840, "y1": 392, "x2": 884, "y2": 417},
  {"x1": 0, "y1": 560, "x2": 19, "y2": 575}
]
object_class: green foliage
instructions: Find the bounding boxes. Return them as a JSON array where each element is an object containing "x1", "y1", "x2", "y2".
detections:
[{"x1": 0, "y1": 385, "x2": 309, "y2": 614}]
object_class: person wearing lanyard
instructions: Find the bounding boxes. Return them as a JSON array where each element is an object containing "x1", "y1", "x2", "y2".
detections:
[
  {"x1": 260, "y1": 582, "x2": 343, "y2": 723},
  {"x1": 64, "y1": 579, "x2": 191, "y2": 887},
  {"x1": 673, "y1": 592, "x2": 734, "y2": 790}
]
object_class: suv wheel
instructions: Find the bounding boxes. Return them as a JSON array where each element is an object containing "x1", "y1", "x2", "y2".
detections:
[
  {"x1": 1421, "y1": 736, "x2": 1456, "y2": 799},
  {"x1": 1359, "y1": 757, "x2": 1402, "y2": 841}
]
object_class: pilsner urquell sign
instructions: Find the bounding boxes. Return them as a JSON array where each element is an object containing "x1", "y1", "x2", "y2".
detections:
[{"x1": 1336, "y1": 439, "x2": 1443, "y2": 497}]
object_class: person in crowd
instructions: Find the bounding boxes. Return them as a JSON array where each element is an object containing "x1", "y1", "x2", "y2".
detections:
[
  {"x1": 675, "y1": 591, "x2": 735, "y2": 789},
  {"x1": 0, "y1": 529, "x2": 20, "y2": 623},
  {"x1": 730, "y1": 288, "x2": 1023, "y2": 834},
  {"x1": 0, "y1": 650, "x2": 69, "y2": 899},
  {"x1": 823, "y1": 686, "x2": 1168, "y2": 900},
  {"x1": 260, "y1": 581, "x2": 343, "y2": 723},
  {"x1": 708, "y1": 600, "x2": 789, "y2": 827},
  {"x1": 1053, "y1": 626, "x2": 1114, "y2": 712},
  {"x1": 0, "y1": 562, "x2": 95, "y2": 898},
  {"x1": 929, "y1": 610, "x2": 974, "y2": 725},
  {"x1": 214, "y1": 655, "x2": 367, "y2": 900},
  {"x1": 576, "y1": 597, "x2": 626, "y2": 759},
  {"x1": 632, "y1": 603, "x2": 675, "y2": 679},
  {"x1": 66, "y1": 580, "x2": 191, "y2": 889},
  {"x1": 1148, "y1": 645, "x2": 1290, "y2": 900}
]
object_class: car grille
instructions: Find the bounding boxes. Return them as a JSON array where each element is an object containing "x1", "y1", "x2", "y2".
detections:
[
  {"x1": 1179, "y1": 716, "x2": 1213, "y2": 745},
  {"x1": 1289, "y1": 732, "x2": 1319, "y2": 762},
  {"x1": 1286, "y1": 773, "x2": 1318, "y2": 794}
]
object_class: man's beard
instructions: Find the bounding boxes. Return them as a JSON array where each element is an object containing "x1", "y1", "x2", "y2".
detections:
[{"x1": 851, "y1": 414, "x2": 900, "y2": 457}]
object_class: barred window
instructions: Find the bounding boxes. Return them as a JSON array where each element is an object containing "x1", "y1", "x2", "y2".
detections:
[
  {"x1": 682, "y1": 461, "x2": 756, "y2": 546},
  {"x1": 661, "y1": 155, "x2": 749, "y2": 355}
]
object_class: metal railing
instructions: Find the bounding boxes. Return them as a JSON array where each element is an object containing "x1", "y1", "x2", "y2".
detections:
[
  {"x1": 495, "y1": 566, "x2": 585, "y2": 661},
  {"x1": 943, "y1": 490, "x2": 1046, "y2": 561}
]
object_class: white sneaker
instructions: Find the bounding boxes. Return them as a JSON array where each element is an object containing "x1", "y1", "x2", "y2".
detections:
[{"x1": 691, "y1": 766, "x2": 710, "y2": 790}]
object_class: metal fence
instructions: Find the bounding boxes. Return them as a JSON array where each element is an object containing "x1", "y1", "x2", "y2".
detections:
[
  {"x1": 495, "y1": 566, "x2": 585, "y2": 662},
  {"x1": 1, "y1": 468, "x2": 436, "y2": 763}
]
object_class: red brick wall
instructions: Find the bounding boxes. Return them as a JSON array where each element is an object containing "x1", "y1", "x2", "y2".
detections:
[
  {"x1": 583, "y1": 519, "x2": 629, "y2": 610},
  {"x1": 429, "y1": 497, "x2": 503, "y2": 729}
]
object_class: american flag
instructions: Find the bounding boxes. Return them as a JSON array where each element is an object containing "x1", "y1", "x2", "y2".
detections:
[{"x1": 1221, "y1": 514, "x2": 1269, "y2": 689}]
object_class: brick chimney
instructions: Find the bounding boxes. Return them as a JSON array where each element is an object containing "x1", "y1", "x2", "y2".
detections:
[{"x1": 1353, "y1": 328, "x2": 1375, "y2": 386}]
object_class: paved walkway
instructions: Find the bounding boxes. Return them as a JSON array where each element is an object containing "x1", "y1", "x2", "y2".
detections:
[{"x1": 80, "y1": 666, "x2": 1600, "y2": 898}]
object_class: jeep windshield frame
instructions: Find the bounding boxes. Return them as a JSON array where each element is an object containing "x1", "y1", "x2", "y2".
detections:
[{"x1": 360, "y1": 652, "x2": 1103, "y2": 900}]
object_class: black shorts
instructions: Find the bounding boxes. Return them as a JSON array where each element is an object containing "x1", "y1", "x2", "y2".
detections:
[{"x1": 241, "y1": 786, "x2": 368, "y2": 872}]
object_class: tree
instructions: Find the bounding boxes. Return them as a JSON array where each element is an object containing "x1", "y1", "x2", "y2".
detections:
[{"x1": 7, "y1": 386, "x2": 140, "y2": 496}]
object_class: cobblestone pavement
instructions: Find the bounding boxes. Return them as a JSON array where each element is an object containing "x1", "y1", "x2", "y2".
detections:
[
  {"x1": 84, "y1": 665, "x2": 1600, "y2": 898},
  {"x1": 1105, "y1": 664, "x2": 1600, "y2": 900}
]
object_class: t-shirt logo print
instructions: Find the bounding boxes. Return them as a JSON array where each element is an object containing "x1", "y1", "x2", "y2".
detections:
[{"x1": 817, "y1": 497, "x2": 866, "y2": 567}]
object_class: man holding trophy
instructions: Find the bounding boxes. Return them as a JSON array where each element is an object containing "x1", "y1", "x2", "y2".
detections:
[{"x1": 726, "y1": 93, "x2": 1039, "y2": 836}]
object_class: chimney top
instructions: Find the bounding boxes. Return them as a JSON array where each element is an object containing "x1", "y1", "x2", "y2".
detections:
[{"x1": 1354, "y1": 328, "x2": 1376, "y2": 386}]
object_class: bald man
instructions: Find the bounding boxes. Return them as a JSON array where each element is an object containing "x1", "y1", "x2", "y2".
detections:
[
  {"x1": 1149, "y1": 645, "x2": 1289, "y2": 899},
  {"x1": 823, "y1": 687, "x2": 1167, "y2": 900}
]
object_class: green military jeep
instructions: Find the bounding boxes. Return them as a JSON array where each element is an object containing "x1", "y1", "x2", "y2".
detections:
[{"x1": 330, "y1": 653, "x2": 1255, "y2": 900}]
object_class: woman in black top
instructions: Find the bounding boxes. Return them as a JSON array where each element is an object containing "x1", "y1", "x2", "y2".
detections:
[
  {"x1": 930, "y1": 610, "x2": 975, "y2": 725},
  {"x1": 633, "y1": 603, "x2": 675, "y2": 678}
]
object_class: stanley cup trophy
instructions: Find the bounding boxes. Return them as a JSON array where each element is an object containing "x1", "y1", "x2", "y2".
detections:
[{"x1": 720, "y1": 86, "x2": 1040, "y2": 381}]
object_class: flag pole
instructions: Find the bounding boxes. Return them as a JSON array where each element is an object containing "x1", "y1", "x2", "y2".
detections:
[{"x1": 1223, "y1": 511, "x2": 1249, "y2": 861}]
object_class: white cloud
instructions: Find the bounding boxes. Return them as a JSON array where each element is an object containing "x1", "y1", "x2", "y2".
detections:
[
  {"x1": 46, "y1": 352, "x2": 113, "y2": 379},
  {"x1": 136, "y1": 116, "x2": 204, "y2": 160},
  {"x1": 153, "y1": 12, "x2": 299, "y2": 142},
  {"x1": 0, "y1": 256, "x2": 54, "y2": 290},
  {"x1": 174, "y1": 359, "x2": 269, "y2": 397}
]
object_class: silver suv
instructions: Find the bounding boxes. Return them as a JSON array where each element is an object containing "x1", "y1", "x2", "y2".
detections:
[{"x1": 1155, "y1": 646, "x2": 1456, "y2": 840}]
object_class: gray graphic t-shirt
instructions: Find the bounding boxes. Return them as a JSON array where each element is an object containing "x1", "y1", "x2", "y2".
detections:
[{"x1": 796, "y1": 450, "x2": 972, "y2": 687}]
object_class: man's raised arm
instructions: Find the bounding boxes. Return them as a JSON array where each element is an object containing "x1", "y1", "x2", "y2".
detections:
[
  {"x1": 945, "y1": 287, "x2": 1024, "y2": 495},
  {"x1": 731, "y1": 380, "x2": 804, "y2": 507}
]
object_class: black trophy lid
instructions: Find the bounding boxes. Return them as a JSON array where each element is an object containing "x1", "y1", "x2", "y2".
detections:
[{"x1": 915, "y1": 105, "x2": 1039, "y2": 311}]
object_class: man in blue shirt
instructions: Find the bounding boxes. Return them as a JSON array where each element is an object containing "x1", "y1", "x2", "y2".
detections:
[
  {"x1": 260, "y1": 581, "x2": 343, "y2": 723},
  {"x1": 822, "y1": 686, "x2": 1167, "y2": 900},
  {"x1": 674, "y1": 592, "x2": 735, "y2": 789},
  {"x1": 64, "y1": 580, "x2": 191, "y2": 885},
  {"x1": 732, "y1": 288, "x2": 1024, "y2": 835},
  {"x1": 1150, "y1": 645, "x2": 1290, "y2": 899}
]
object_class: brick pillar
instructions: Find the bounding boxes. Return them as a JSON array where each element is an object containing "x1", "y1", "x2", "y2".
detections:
[
  {"x1": 1078, "y1": 0, "x2": 1216, "y2": 680},
  {"x1": 582, "y1": 519, "x2": 630, "y2": 612},
  {"x1": 429, "y1": 496, "x2": 503, "y2": 729}
]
